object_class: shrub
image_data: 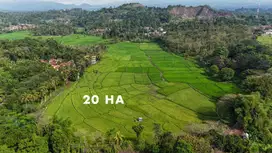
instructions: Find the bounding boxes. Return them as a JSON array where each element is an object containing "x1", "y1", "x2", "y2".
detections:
[
  {"x1": 220, "y1": 68, "x2": 235, "y2": 81},
  {"x1": 174, "y1": 139, "x2": 193, "y2": 153},
  {"x1": 210, "y1": 65, "x2": 219, "y2": 76},
  {"x1": 181, "y1": 135, "x2": 212, "y2": 153}
]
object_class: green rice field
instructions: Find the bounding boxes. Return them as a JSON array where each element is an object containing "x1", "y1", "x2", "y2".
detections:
[
  {"x1": 0, "y1": 31, "x2": 106, "y2": 46},
  {"x1": 258, "y1": 35, "x2": 272, "y2": 48},
  {"x1": 0, "y1": 31, "x2": 31, "y2": 40},
  {"x1": 42, "y1": 42, "x2": 239, "y2": 138}
]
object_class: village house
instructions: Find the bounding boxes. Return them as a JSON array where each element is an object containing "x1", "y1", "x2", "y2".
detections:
[
  {"x1": 264, "y1": 29, "x2": 272, "y2": 36},
  {"x1": 91, "y1": 56, "x2": 97, "y2": 65},
  {"x1": 143, "y1": 27, "x2": 167, "y2": 37}
]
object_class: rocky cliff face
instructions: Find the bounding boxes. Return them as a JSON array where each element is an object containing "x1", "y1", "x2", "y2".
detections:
[{"x1": 169, "y1": 5, "x2": 232, "y2": 19}]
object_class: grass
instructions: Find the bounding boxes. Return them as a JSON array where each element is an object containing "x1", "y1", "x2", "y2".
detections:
[
  {"x1": 258, "y1": 35, "x2": 272, "y2": 45},
  {"x1": 42, "y1": 42, "x2": 239, "y2": 139},
  {"x1": 0, "y1": 31, "x2": 31, "y2": 40},
  {"x1": 258, "y1": 35, "x2": 272, "y2": 50},
  {"x1": 40, "y1": 34, "x2": 106, "y2": 46},
  {"x1": 0, "y1": 31, "x2": 106, "y2": 46}
]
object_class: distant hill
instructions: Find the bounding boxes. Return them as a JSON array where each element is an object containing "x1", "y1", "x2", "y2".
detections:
[
  {"x1": 169, "y1": 5, "x2": 232, "y2": 19},
  {"x1": 0, "y1": 1, "x2": 103, "y2": 12}
]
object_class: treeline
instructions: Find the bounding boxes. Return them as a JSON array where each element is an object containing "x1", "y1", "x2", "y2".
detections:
[
  {"x1": 217, "y1": 93, "x2": 272, "y2": 144},
  {"x1": 2, "y1": 111, "x2": 267, "y2": 153},
  {"x1": 233, "y1": 8, "x2": 272, "y2": 25},
  {"x1": 32, "y1": 23, "x2": 75, "y2": 36},
  {"x1": 1, "y1": 4, "x2": 272, "y2": 36},
  {"x1": 0, "y1": 112, "x2": 81, "y2": 153},
  {"x1": 160, "y1": 18, "x2": 250, "y2": 56},
  {"x1": 0, "y1": 38, "x2": 107, "y2": 152},
  {"x1": 0, "y1": 38, "x2": 106, "y2": 113}
]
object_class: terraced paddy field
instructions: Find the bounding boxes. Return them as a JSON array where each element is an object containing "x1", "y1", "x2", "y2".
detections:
[
  {"x1": 42, "y1": 42, "x2": 239, "y2": 138},
  {"x1": 0, "y1": 31, "x2": 106, "y2": 46}
]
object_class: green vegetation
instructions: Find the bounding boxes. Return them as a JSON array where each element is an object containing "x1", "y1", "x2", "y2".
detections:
[
  {"x1": 0, "y1": 38, "x2": 106, "y2": 153},
  {"x1": 0, "y1": 31, "x2": 31, "y2": 40},
  {"x1": 32, "y1": 23, "x2": 75, "y2": 36},
  {"x1": 0, "y1": 38, "x2": 105, "y2": 112},
  {"x1": 0, "y1": 31, "x2": 106, "y2": 46},
  {"x1": 43, "y1": 42, "x2": 238, "y2": 138},
  {"x1": 41, "y1": 34, "x2": 107, "y2": 46},
  {"x1": 258, "y1": 35, "x2": 272, "y2": 49},
  {"x1": 0, "y1": 3, "x2": 272, "y2": 152}
]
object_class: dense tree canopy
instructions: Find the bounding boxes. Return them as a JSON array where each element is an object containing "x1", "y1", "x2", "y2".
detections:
[{"x1": 0, "y1": 38, "x2": 105, "y2": 112}]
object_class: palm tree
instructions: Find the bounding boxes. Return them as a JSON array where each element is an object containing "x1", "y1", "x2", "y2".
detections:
[{"x1": 114, "y1": 131, "x2": 124, "y2": 146}]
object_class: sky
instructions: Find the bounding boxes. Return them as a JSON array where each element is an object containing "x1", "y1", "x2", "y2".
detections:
[
  {"x1": 39, "y1": 0, "x2": 270, "y2": 5},
  {"x1": 0, "y1": 0, "x2": 271, "y2": 7}
]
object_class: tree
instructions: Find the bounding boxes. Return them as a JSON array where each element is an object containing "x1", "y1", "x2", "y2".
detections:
[
  {"x1": 17, "y1": 136, "x2": 48, "y2": 153},
  {"x1": 104, "y1": 128, "x2": 121, "y2": 153},
  {"x1": 153, "y1": 123, "x2": 162, "y2": 142},
  {"x1": 44, "y1": 117, "x2": 79, "y2": 153},
  {"x1": 267, "y1": 68, "x2": 272, "y2": 74},
  {"x1": 174, "y1": 139, "x2": 193, "y2": 153},
  {"x1": 219, "y1": 67, "x2": 235, "y2": 81},
  {"x1": 114, "y1": 131, "x2": 124, "y2": 146},
  {"x1": 208, "y1": 130, "x2": 250, "y2": 153},
  {"x1": 234, "y1": 93, "x2": 272, "y2": 143},
  {"x1": 216, "y1": 94, "x2": 237, "y2": 124},
  {"x1": 132, "y1": 124, "x2": 144, "y2": 139},
  {"x1": 181, "y1": 135, "x2": 212, "y2": 153},
  {"x1": 214, "y1": 46, "x2": 229, "y2": 57},
  {"x1": 210, "y1": 65, "x2": 219, "y2": 76},
  {"x1": 0, "y1": 145, "x2": 15, "y2": 153},
  {"x1": 243, "y1": 75, "x2": 272, "y2": 99},
  {"x1": 158, "y1": 132, "x2": 175, "y2": 153}
]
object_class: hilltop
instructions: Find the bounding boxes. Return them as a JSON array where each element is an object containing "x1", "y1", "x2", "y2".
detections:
[{"x1": 169, "y1": 5, "x2": 232, "y2": 19}]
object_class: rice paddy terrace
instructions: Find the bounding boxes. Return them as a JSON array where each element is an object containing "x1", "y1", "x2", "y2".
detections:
[{"x1": 42, "y1": 42, "x2": 239, "y2": 138}]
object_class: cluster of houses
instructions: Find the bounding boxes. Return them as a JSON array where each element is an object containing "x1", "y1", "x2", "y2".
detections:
[
  {"x1": 143, "y1": 27, "x2": 167, "y2": 37},
  {"x1": 264, "y1": 29, "x2": 272, "y2": 36},
  {"x1": 40, "y1": 56, "x2": 97, "y2": 71},
  {"x1": 254, "y1": 25, "x2": 272, "y2": 36},
  {"x1": 2, "y1": 24, "x2": 36, "y2": 32},
  {"x1": 89, "y1": 28, "x2": 107, "y2": 36},
  {"x1": 40, "y1": 59, "x2": 74, "y2": 71}
]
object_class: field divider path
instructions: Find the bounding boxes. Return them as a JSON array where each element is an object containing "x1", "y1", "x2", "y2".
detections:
[
  {"x1": 140, "y1": 43, "x2": 166, "y2": 82},
  {"x1": 71, "y1": 86, "x2": 103, "y2": 132},
  {"x1": 71, "y1": 71, "x2": 105, "y2": 132},
  {"x1": 83, "y1": 72, "x2": 104, "y2": 115},
  {"x1": 54, "y1": 82, "x2": 79, "y2": 116}
]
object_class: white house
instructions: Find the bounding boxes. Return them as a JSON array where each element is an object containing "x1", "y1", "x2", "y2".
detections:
[{"x1": 264, "y1": 29, "x2": 272, "y2": 36}]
